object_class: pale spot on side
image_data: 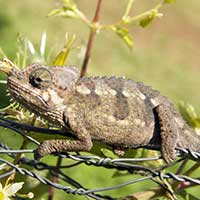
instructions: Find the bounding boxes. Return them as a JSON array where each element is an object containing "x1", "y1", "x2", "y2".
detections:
[
  {"x1": 150, "y1": 97, "x2": 160, "y2": 107},
  {"x1": 140, "y1": 121, "x2": 146, "y2": 127},
  {"x1": 107, "y1": 115, "x2": 129, "y2": 126},
  {"x1": 48, "y1": 89, "x2": 64, "y2": 105},
  {"x1": 134, "y1": 118, "x2": 142, "y2": 126},
  {"x1": 108, "y1": 115, "x2": 116, "y2": 122},
  {"x1": 122, "y1": 90, "x2": 135, "y2": 98},
  {"x1": 122, "y1": 90, "x2": 130, "y2": 97},
  {"x1": 95, "y1": 88, "x2": 108, "y2": 96},
  {"x1": 117, "y1": 119, "x2": 129, "y2": 126},
  {"x1": 137, "y1": 91, "x2": 146, "y2": 100},
  {"x1": 109, "y1": 89, "x2": 117, "y2": 96},
  {"x1": 76, "y1": 85, "x2": 91, "y2": 95},
  {"x1": 66, "y1": 107, "x2": 73, "y2": 114},
  {"x1": 174, "y1": 117, "x2": 184, "y2": 128}
]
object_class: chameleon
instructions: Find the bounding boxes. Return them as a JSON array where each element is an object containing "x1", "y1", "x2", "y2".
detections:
[{"x1": 0, "y1": 59, "x2": 200, "y2": 163}]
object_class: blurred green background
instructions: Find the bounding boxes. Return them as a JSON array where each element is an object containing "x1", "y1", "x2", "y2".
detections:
[{"x1": 0, "y1": 0, "x2": 200, "y2": 199}]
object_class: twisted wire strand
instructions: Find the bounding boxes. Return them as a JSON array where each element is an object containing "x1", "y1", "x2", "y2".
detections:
[
  {"x1": 0, "y1": 147, "x2": 114, "y2": 200},
  {"x1": 0, "y1": 154, "x2": 200, "y2": 199},
  {"x1": 0, "y1": 145, "x2": 200, "y2": 186},
  {"x1": 1, "y1": 117, "x2": 200, "y2": 161},
  {"x1": 0, "y1": 120, "x2": 40, "y2": 145},
  {"x1": 0, "y1": 116, "x2": 200, "y2": 199}
]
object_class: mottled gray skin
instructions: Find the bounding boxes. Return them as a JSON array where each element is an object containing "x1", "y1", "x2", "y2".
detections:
[{"x1": 6, "y1": 63, "x2": 200, "y2": 163}]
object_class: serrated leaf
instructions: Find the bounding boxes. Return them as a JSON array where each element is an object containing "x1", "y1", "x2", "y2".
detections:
[
  {"x1": 112, "y1": 26, "x2": 133, "y2": 49},
  {"x1": 53, "y1": 33, "x2": 76, "y2": 66}
]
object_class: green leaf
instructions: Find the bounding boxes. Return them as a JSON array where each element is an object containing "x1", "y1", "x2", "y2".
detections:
[
  {"x1": 48, "y1": 9, "x2": 62, "y2": 17},
  {"x1": 48, "y1": 8, "x2": 78, "y2": 19},
  {"x1": 0, "y1": 48, "x2": 7, "y2": 58},
  {"x1": 140, "y1": 9, "x2": 161, "y2": 27},
  {"x1": 112, "y1": 170, "x2": 130, "y2": 178},
  {"x1": 62, "y1": 0, "x2": 76, "y2": 9},
  {"x1": 48, "y1": 0, "x2": 78, "y2": 19},
  {"x1": 100, "y1": 148, "x2": 118, "y2": 158},
  {"x1": 164, "y1": 0, "x2": 176, "y2": 3},
  {"x1": 178, "y1": 191, "x2": 200, "y2": 200},
  {"x1": 178, "y1": 101, "x2": 200, "y2": 128},
  {"x1": 53, "y1": 33, "x2": 76, "y2": 66},
  {"x1": 112, "y1": 26, "x2": 133, "y2": 49}
]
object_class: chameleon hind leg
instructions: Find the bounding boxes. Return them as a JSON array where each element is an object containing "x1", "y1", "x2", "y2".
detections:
[
  {"x1": 155, "y1": 104, "x2": 179, "y2": 163},
  {"x1": 34, "y1": 127, "x2": 92, "y2": 160}
]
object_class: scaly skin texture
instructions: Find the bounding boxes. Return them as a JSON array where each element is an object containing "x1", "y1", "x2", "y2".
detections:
[{"x1": 2, "y1": 63, "x2": 200, "y2": 163}]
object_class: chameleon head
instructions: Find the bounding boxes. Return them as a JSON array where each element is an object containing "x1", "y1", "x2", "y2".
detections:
[{"x1": 0, "y1": 59, "x2": 80, "y2": 124}]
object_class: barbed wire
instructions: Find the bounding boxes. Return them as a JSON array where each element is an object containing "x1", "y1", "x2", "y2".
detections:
[{"x1": 0, "y1": 115, "x2": 200, "y2": 199}]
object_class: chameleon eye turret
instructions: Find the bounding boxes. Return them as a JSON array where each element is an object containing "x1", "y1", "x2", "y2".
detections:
[{"x1": 29, "y1": 68, "x2": 52, "y2": 89}]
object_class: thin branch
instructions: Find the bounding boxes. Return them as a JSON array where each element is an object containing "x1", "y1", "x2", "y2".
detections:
[
  {"x1": 80, "y1": 0, "x2": 103, "y2": 77},
  {"x1": 48, "y1": 157, "x2": 62, "y2": 200}
]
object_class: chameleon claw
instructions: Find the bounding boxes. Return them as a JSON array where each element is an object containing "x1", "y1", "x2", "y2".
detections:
[
  {"x1": 33, "y1": 149, "x2": 42, "y2": 161},
  {"x1": 34, "y1": 141, "x2": 52, "y2": 160}
]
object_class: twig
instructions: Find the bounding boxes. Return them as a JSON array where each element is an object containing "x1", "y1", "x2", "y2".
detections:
[
  {"x1": 175, "y1": 159, "x2": 188, "y2": 175},
  {"x1": 48, "y1": 157, "x2": 62, "y2": 200},
  {"x1": 0, "y1": 116, "x2": 74, "y2": 138},
  {"x1": 80, "y1": 0, "x2": 103, "y2": 77}
]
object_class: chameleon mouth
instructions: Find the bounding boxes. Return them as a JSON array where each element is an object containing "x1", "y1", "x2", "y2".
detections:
[{"x1": 7, "y1": 77, "x2": 49, "y2": 109}]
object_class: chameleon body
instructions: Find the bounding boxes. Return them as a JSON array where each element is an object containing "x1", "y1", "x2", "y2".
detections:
[{"x1": 1, "y1": 62, "x2": 200, "y2": 163}]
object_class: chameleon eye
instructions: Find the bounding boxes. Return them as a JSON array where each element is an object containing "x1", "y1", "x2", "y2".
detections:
[{"x1": 29, "y1": 68, "x2": 52, "y2": 89}]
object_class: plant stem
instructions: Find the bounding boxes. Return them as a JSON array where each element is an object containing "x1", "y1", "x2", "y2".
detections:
[
  {"x1": 80, "y1": 0, "x2": 103, "y2": 77},
  {"x1": 175, "y1": 159, "x2": 188, "y2": 175},
  {"x1": 123, "y1": 0, "x2": 135, "y2": 18},
  {"x1": 48, "y1": 157, "x2": 62, "y2": 200},
  {"x1": 13, "y1": 140, "x2": 29, "y2": 165},
  {"x1": 184, "y1": 162, "x2": 200, "y2": 177}
]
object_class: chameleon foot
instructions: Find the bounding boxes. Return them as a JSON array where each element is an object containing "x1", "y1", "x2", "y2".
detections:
[{"x1": 34, "y1": 138, "x2": 93, "y2": 160}]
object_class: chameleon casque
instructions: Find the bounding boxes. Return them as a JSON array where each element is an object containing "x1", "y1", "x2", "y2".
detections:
[{"x1": 0, "y1": 59, "x2": 200, "y2": 163}]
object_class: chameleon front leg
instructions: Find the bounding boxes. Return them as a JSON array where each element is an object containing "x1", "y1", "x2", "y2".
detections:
[
  {"x1": 154, "y1": 104, "x2": 179, "y2": 163},
  {"x1": 34, "y1": 127, "x2": 92, "y2": 160}
]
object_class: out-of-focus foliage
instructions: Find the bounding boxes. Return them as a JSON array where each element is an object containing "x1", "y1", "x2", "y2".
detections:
[
  {"x1": 0, "y1": 0, "x2": 200, "y2": 199},
  {"x1": 49, "y1": 0, "x2": 172, "y2": 49},
  {"x1": 178, "y1": 102, "x2": 200, "y2": 134},
  {"x1": 53, "y1": 33, "x2": 76, "y2": 66}
]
